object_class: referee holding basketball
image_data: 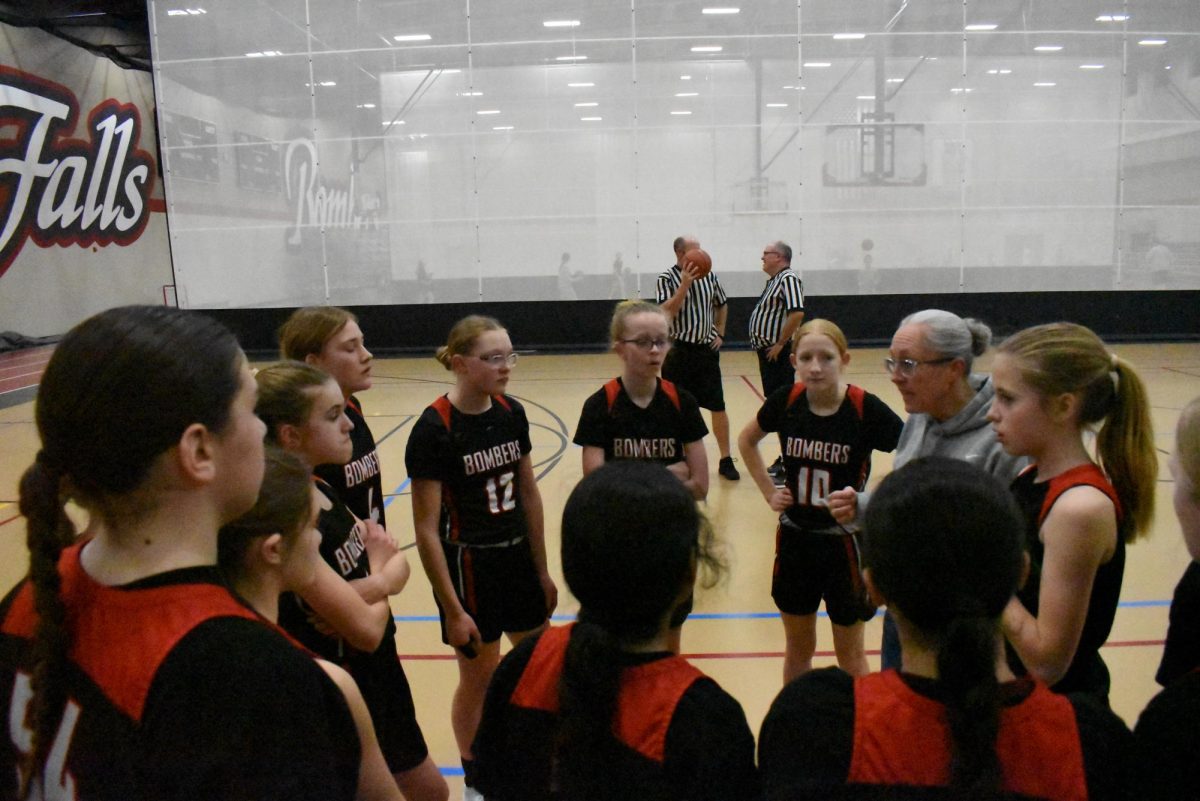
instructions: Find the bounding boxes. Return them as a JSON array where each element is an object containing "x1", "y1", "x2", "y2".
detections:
[
  {"x1": 748, "y1": 241, "x2": 805, "y2": 480},
  {"x1": 657, "y1": 235, "x2": 739, "y2": 480}
]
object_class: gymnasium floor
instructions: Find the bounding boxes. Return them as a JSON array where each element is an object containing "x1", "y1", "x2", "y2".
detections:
[{"x1": 1, "y1": 340, "x2": 1197, "y2": 792}]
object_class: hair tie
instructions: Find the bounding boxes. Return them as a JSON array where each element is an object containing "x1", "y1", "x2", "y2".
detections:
[{"x1": 1109, "y1": 352, "x2": 1119, "y2": 369}]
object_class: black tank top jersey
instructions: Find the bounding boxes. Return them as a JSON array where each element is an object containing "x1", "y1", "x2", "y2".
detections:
[
  {"x1": 405, "y1": 395, "x2": 532, "y2": 547},
  {"x1": 314, "y1": 396, "x2": 386, "y2": 527},
  {"x1": 0, "y1": 543, "x2": 359, "y2": 801},
  {"x1": 573, "y1": 377, "x2": 708, "y2": 464},
  {"x1": 279, "y1": 479, "x2": 397, "y2": 661},
  {"x1": 756, "y1": 383, "x2": 903, "y2": 530},
  {"x1": 1010, "y1": 463, "x2": 1126, "y2": 697}
]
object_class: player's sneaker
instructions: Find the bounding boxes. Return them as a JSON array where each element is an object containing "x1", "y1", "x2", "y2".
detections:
[{"x1": 718, "y1": 456, "x2": 741, "y2": 481}]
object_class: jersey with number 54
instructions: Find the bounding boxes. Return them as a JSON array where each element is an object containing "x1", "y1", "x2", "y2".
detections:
[{"x1": 405, "y1": 394, "x2": 532, "y2": 546}]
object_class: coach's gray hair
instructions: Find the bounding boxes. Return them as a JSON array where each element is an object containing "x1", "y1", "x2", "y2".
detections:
[{"x1": 900, "y1": 309, "x2": 992, "y2": 373}]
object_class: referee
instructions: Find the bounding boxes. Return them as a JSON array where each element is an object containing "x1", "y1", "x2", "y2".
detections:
[
  {"x1": 657, "y1": 235, "x2": 739, "y2": 480},
  {"x1": 748, "y1": 240, "x2": 805, "y2": 479}
]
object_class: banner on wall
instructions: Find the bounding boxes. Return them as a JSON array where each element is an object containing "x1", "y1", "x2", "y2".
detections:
[{"x1": 0, "y1": 24, "x2": 171, "y2": 338}]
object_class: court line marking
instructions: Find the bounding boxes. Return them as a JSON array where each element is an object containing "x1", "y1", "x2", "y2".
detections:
[{"x1": 740, "y1": 374, "x2": 765, "y2": 402}]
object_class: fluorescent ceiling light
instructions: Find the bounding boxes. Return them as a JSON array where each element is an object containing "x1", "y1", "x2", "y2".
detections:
[
  {"x1": 574, "y1": 102, "x2": 599, "y2": 107},
  {"x1": 493, "y1": 126, "x2": 514, "y2": 131},
  {"x1": 833, "y1": 33, "x2": 866, "y2": 40},
  {"x1": 766, "y1": 103, "x2": 788, "y2": 108},
  {"x1": 393, "y1": 34, "x2": 432, "y2": 42},
  {"x1": 782, "y1": 85, "x2": 796, "y2": 89},
  {"x1": 1138, "y1": 39, "x2": 1167, "y2": 46},
  {"x1": 1034, "y1": 45, "x2": 1063, "y2": 51},
  {"x1": 357, "y1": 103, "x2": 376, "y2": 109},
  {"x1": 168, "y1": 8, "x2": 206, "y2": 15},
  {"x1": 803, "y1": 62, "x2": 831, "y2": 68},
  {"x1": 691, "y1": 46, "x2": 723, "y2": 52},
  {"x1": 544, "y1": 20, "x2": 581, "y2": 28},
  {"x1": 986, "y1": 68, "x2": 1012, "y2": 75},
  {"x1": 964, "y1": 24, "x2": 997, "y2": 31},
  {"x1": 441, "y1": 69, "x2": 462, "y2": 74},
  {"x1": 1096, "y1": 14, "x2": 1130, "y2": 22},
  {"x1": 246, "y1": 50, "x2": 282, "y2": 57},
  {"x1": 381, "y1": 120, "x2": 405, "y2": 126},
  {"x1": 702, "y1": 7, "x2": 740, "y2": 14},
  {"x1": 675, "y1": 92, "x2": 698, "y2": 97},
  {"x1": 886, "y1": 77, "x2": 903, "y2": 83},
  {"x1": 680, "y1": 75, "x2": 692, "y2": 80},
  {"x1": 1079, "y1": 64, "x2": 1105, "y2": 70},
  {"x1": 670, "y1": 111, "x2": 692, "y2": 115},
  {"x1": 568, "y1": 82, "x2": 595, "y2": 88},
  {"x1": 319, "y1": 81, "x2": 336, "y2": 87},
  {"x1": 556, "y1": 55, "x2": 587, "y2": 61},
  {"x1": 949, "y1": 87, "x2": 973, "y2": 93},
  {"x1": 1034, "y1": 82, "x2": 1056, "y2": 87},
  {"x1": 476, "y1": 109, "x2": 501, "y2": 115},
  {"x1": 856, "y1": 95, "x2": 875, "y2": 100},
  {"x1": 580, "y1": 116, "x2": 602, "y2": 121},
  {"x1": 456, "y1": 91, "x2": 483, "y2": 97}
]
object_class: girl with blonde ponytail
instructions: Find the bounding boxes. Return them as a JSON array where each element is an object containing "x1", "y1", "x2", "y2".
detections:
[{"x1": 988, "y1": 321, "x2": 1156, "y2": 699}]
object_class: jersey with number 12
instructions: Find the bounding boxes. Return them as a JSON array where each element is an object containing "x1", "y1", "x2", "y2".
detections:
[{"x1": 404, "y1": 394, "x2": 533, "y2": 546}]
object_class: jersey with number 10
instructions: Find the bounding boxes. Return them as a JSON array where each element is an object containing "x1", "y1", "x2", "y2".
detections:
[
  {"x1": 405, "y1": 395, "x2": 532, "y2": 546},
  {"x1": 756, "y1": 383, "x2": 903, "y2": 530}
]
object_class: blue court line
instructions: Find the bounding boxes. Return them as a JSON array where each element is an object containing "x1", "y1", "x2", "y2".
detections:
[
  {"x1": 394, "y1": 599, "x2": 1170, "y2": 624},
  {"x1": 383, "y1": 477, "x2": 411, "y2": 508},
  {"x1": 439, "y1": 767, "x2": 465, "y2": 777}
]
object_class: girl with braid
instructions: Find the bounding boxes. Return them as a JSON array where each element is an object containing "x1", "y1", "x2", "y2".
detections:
[
  {"x1": 759, "y1": 457, "x2": 1130, "y2": 801},
  {"x1": 989, "y1": 323, "x2": 1157, "y2": 700},
  {"x1": 0, "y1": 306, "x2": 358, "y2": 801},
  {"x1": 473, "y1": 461, "x2": 757, "y2": 801}
]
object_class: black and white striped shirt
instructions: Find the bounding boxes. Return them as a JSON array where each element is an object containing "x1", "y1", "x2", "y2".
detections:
[
  {"x1": 656, "y1": 265, "x2": 728, "y2": 346},
  {"x1": 748, "y1": 268, "x2": 805, "y2": 349}
]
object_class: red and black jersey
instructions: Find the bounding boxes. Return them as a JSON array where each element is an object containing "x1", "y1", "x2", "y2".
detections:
[
  {"x1": 573, "y1": 377, "x2": 708, "y2": 465},
  {"x1": 759, "y1": 666, "x2": 1131, "y2": 801},
  {"x1": 473, "y1": 624, "x2": 759, "y2": 801},
  {"x1": 405, "y1": 394, "x2": 532, "y2": 546},
  {"x1": 756, "y1": 383, "x2": 903, "y2": 530},
  {"x1": 0, "y1": 542, "x2": 359, "y2": 801},
  {"x1": 314, "y1": 395, "x2": 386, "y2": 527},
  {"x1": 1011, "y1": 463, "x2": 1125, "y2": 698}
]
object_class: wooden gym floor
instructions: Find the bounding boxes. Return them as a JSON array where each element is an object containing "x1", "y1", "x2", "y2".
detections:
[{"x1": 1, "y1": 341, "x2": 1198, "y2": 792}]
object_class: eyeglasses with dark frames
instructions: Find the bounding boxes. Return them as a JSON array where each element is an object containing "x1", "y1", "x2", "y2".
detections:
[{"x1": 883, "y1": 356, "x2": 955, "y2": 377}]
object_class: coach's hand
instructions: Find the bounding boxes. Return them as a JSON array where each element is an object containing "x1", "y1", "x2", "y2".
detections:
[{"x1": 827, "y1": 487, "x2": 859, "y2": 525}]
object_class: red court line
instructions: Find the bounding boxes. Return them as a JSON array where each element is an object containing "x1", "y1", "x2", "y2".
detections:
[
  {"x1": 0, "y1": 514, "x2": 21, "y2": 528},
  {"x1": 740, "y1": 374, "x2": 765, "y2": 402},
  {"x1": 0, "y1": 352, "x2": 52, "y2": 370},
  {"x1": 399, "y1": 639, "x2": 1166, "y2": 662}
]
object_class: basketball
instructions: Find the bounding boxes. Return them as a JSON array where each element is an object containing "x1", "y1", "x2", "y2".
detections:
[{"x1": 683, "y1": 248, "x2": 712, "y2": 278}]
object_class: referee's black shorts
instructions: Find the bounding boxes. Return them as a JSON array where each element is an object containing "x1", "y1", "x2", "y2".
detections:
[
  {"x1": 757, "y1": 345, "x2": 795, "y2": 398},
  {"x1": 662, "y1": 340, "x2": 725, "y2": 411}
]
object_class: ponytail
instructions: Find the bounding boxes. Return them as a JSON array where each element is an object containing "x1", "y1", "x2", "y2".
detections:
[
  {"x1": 16, "y1": 458, "x2": 76, "y2": 798},
  {"x1": 554, "y1": 618, "x2": 624, "y2": 798},
  {"x1": 1096, "y1": 357, "x2": 1156, "y2": 539},
  {"x1": 937, "y1": 614, "x2": 1004, "y2": 799}
]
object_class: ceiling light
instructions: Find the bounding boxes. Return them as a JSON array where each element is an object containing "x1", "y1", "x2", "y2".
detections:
[
  {"x1": 574, "y1": 102, "x2": 599, "y2": 107},
  {"x1": 691, "y1": 46, "x2": 723, "y2": 52},
  {"x1": 476, "y1": 110, "x2": 501, "y2": 115},
  {"x1": 675, "y1": 92, "x2": 698, "y2": 97},
  {"x1": 986, "y1": 69, "x2": 1012, "y2": 75},
  {"x1": 702, "y1": 7, "x2": 740, "y2": 14},
  {"x1": 393, "y1": 34, "x2": 432, "y2": 42},
  {"x1": 357, "y1": 103, "x2": 376, "y2": 109},
  {"x1": 381, "y1": 120, "x2": 405, "y2": 126},
  {"x1": 949, "y1": 87, "x2": 973, "y2": 93},
  {"x1": 766, "y1": 103, "x2": 788, "y2": 108},
  {"x1": 568, "y1": 82, "x2": 595, "y2": 88},
  {"x1": 964, "y1": 24, "x2": 997, "y2": 31},
  {"x1": 493, "y1": 126, "x2": 514, "y2": 131},
  {"x1": 168, "y1": 8, "x2": 207, "y2": 15},
  {"x1": 782, "y1": 85, "x2": 796, "y2": 90},
  {"x1": 556, "y1": 55, "x2": 587, "y2": 61},
  {"x1": 581, "y1": 116, "x2": 602, "y2": 121},
  {"x1": 833, "y1": 33, "x2": 866, "y2": 40},
  {"x1": 1034, "y1": 45, "x2": 1063, "y2": 51},
  {"x1": 247, "y1": 50, "x2": 282, "y2": 57},
  {"x1": 456, "y1": 91, "x2": 483, "y2": 97},
  {"x1": 680, "y1": 75, "x2": 692, "y2": 80},
  {"x1": 857, "y1": 95, "x2": 875, "y2": 100},
  {"x1": 670, "y1": 111, "x2": 692, "y2": 115},
  {"x1": 886, "y1": 77, "x2": 903, "y2": 83},
  {"x1": 1138, "y1": 39, "x2": 1167, "y2": 46},
  {"x1": 1079, "y1": 64, "x2": 1105, "y2": 70},
  {"x1": 441, "y1": 69, "x2": 462, "y2": 74},
  {"x1": 1096, "y1": 14, "x2": 1130, "y2": 22},
  {"x1": 803, "y1": 62, "x2": 831, "y2": 68},
  {"x1": 544, "y1": 20, "x2": 581, "y2": 28},
  {"x1": 1034, "y1": 82, "x2": 1056, "y2": 87}
]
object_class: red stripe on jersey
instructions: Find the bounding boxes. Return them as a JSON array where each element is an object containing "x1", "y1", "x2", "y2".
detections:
[
  {"x1": 432, "y1": 395, "x2": 454, "y2": 430},
  {"x1": 1038, "y1": 463, "x2": 1122, "y2": 528}
]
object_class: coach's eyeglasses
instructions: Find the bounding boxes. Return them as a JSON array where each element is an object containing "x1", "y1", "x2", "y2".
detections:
[
  {"x1": 475, "y1": 352, "x2": 519, "y2": 367},
  {"x1": 621, "y1": 337, "x2": 671, "y2": 352},
  {"x1": 883, "y1": 356, "x2": 955, "y2": 377}
]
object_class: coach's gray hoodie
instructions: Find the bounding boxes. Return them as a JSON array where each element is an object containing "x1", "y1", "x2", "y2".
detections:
[{"x1": 856, "y1": 373, "x2": 1027, "y2": 516}]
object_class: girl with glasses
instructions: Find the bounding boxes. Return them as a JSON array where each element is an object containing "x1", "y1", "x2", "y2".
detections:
[
  {"x1": 1, "y1": 307, "x2": 358, "y2": 801},
  {"x1": 738, "y1": 319, "x2": 903, "y2": 683},
  {"x1": 473, "y1": 461, "x2": 758, "y2": 801},
  {"x1": 404, "y1": 315, "x2": 557, "y2": 799},
  {"x1": 574, "y1": 300, "x2": 709, "y2": 501},
  {"x1": 255, "y1": 362, "x2": 447, "y2": 801},
  {"x1": 989, "y1": 322, "x2": 1156, "y2": 701}
]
